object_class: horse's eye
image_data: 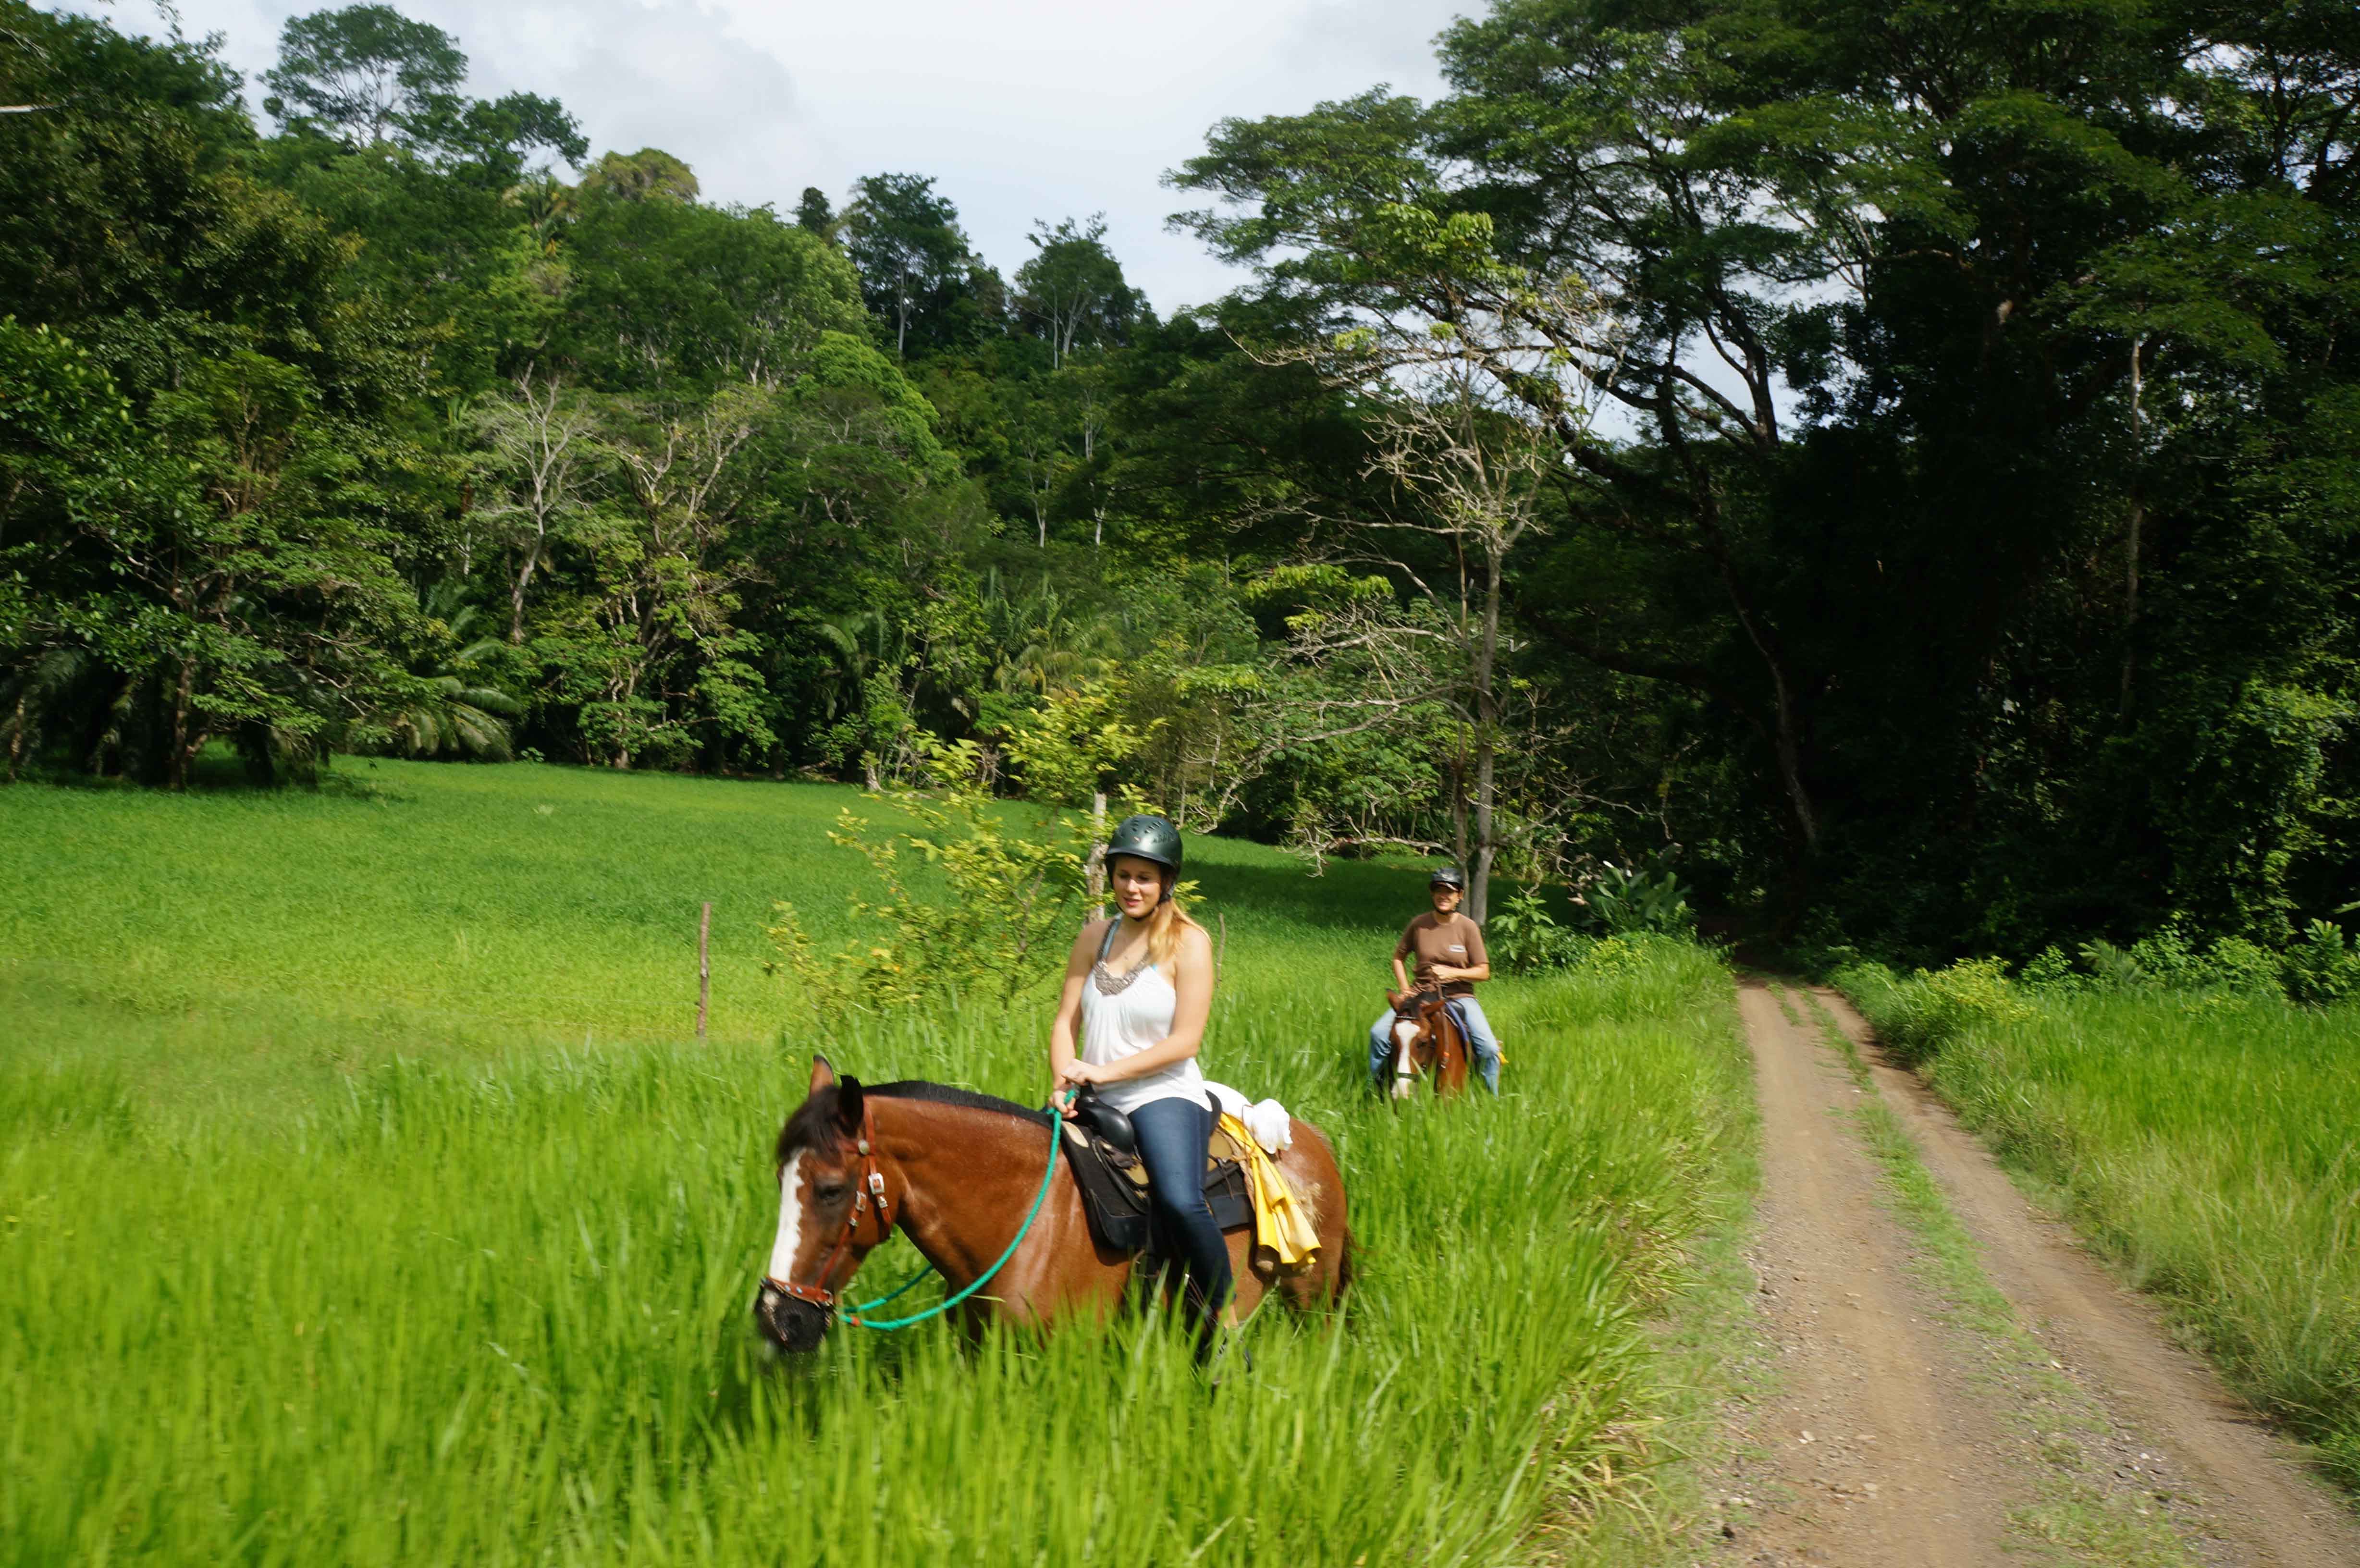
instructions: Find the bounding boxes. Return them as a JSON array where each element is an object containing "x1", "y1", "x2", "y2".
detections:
[{"x1": 813, "y1": 1181, "x2": 848, "y2": 1203}]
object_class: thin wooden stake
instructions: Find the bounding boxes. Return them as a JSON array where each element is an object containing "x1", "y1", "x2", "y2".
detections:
[
  {"x1": 1086, "y1": 790, "x2": 1109, "y2": 920},
  {"x1": 696, "y1": 901, "x2": 712, "y2": 1041},
  {"x1": 1216, "y1": 911, "x2": 1227, "y2": 987}
]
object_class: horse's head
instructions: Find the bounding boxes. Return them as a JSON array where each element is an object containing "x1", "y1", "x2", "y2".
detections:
[{"x1": 754, "y1": 1055, "x2": 887, "y2": 1352}]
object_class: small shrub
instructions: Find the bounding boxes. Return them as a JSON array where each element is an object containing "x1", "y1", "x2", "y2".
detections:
[
  {"x1": 2200, "y1": 936, "x2": 2283, "y2": 996},
  {"x1": 764, "y1": 735, "x2": 1107, "y2": 1017},
  {"x1": 2017, "y1": 945, "x2": 2077, "y2": 991},
  {"x1": 1841, "y1": 956, "x2": 2030, "y2": 1063},
  {"x1": 1487, "y1": 886, "x2": 1585, "y2": 972},
  {"x1": 1579, "y1": 860, "x2": 1696, "y2": 937},
  {"x1": 2078, "y1": 939, "x2": 2146, "y2": 991},
  {"x1": 2282, "y1": 919, "x2": 2360, "y2": 1007}
]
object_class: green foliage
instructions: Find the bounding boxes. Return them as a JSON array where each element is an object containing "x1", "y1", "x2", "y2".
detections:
[
  {"x1": 1832, "y1": 958, "x2": 2032, "y2": 1063},
  {"x1": 1487, "y1": 885, "x2": 1585, "y2": 971},
  {"x1": 1581, "y1": 861, "x2": 1696, "y2": 938},
  {"x1": 1000, "y1": 681, "x2": 1155, "y2": 808},
  {"x1": 764, "y1": 739, "x2": 1097, "y2": 1013},
  {"x1": 2012, "y1": 920, "x2": 2350, "y2": 1004},
  {"x1": 2282, "y1": 919, "x2": 2360, "y2": 1007}
]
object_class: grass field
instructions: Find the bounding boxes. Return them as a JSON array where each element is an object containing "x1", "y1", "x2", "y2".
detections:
[
  {"x1": 1, "y1": 760, "x2": 1751, "y2": 1566},
  {"x1": 1838, "y1": 965, "x2": 2360, "y2": 1488}
]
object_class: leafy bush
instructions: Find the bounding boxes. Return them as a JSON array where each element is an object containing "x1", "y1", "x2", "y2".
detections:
[
  {"x1": 2282, "y1": 919, "x2": 2360, "y2": 1007},
  {"x1": 1580, "y1": 860, "x2": 1696, "y2": 937},
  {"x1": 2020, "y1": 926, "x2": 2309, "y2": 1000},
  {"x1": 1486, "y1": 885, "x2": 1586, "y2": 971},
  {"x1": 765, "y1": 736, "x2": 1101, "y2": 1015},
  {"x1": 1833, "y1": 956, "x2": 2030, "y2": 1063}
]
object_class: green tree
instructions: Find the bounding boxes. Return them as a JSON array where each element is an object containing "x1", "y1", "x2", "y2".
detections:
[
  {"x1": 841, "y1": 172, "x2": 975, "y2": 356},
  {"x1": 262, "y1": 2, "x2": 464, "y2": 147},
  {"x1": 1012, "y1": 215, "x2": 1142, "y2": 368}
]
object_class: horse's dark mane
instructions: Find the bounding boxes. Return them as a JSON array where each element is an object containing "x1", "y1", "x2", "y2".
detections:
[
  {"x1": 869, "y1": 1079, "x2": 1053, "y2": 1126},
  {"x1": 776, "y1": 1078, "x2": 1050, "y2": 1162}
]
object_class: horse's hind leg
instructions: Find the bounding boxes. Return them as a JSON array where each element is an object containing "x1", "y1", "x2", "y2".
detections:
[{"x1": 1274, "y1": 1123, "x2": 1352, "y2": 1310}]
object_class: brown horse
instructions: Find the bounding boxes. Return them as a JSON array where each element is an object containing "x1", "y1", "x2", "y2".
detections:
[
  {"x1": 754, "y1": 1058, "x2": 1352, "y2": 1352},
  {"x1": 1383, "y1": 987, "x2": 1470, "y2": 1100}
]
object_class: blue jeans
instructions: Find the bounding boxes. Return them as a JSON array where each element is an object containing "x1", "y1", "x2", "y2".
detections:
[
  {"x1": 1369, "y1": 996, "x2": 1501, "y2": 1094},
  {"x1": 1130, "y1": 1094, "x2": 1233, "y2": 1338}
]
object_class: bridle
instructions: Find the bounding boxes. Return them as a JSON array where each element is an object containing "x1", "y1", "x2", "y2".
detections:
[
  {"x1": 762, "y1": 1102, "x2": 894, "y2": 1314},
  {"x1": 1396, "y1": 986, "x2": 1463, "y2": 1074}
]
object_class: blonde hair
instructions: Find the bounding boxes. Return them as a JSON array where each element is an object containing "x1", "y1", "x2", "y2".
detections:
[{"x1": 1142, "y1": 882, "x2": 1203, "y2": 970}]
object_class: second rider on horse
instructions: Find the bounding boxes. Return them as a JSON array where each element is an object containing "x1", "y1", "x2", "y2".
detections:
[
  {"x1": 1367, "y1": 864, "x2": 1504, "y2": 1094},
  {"x1": 1047, "y1": 813, "x2": 1232, "y2": 1355}
]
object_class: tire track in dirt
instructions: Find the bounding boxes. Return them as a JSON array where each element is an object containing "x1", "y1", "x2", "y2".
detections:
[
  {"x1": 1809, "y1": 984, "x2": 2360, "y2": 1568},
  {"x1": 1715, "y1": 980, "x2": 2021, "y2": 1564}
]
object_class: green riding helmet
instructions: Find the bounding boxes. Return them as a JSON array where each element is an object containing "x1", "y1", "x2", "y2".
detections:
[
  {"x1": 1104, "y1": 814, "x2": 1183, "y2": 898},
  {"x1": 1428, "y1": 864, "x2": 1467, "y2": 890}
]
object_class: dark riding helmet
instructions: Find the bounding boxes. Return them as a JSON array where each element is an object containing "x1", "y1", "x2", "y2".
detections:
[
  {"x1": 1428, "y1": 863, "x2": 1468, "y2": 890},
  {"x1": 1105, "y1": 813, "x2": 1183, "y2": 875}
]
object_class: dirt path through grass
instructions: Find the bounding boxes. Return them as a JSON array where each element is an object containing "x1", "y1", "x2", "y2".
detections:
[
  {"x1": 1709, "y1": 977, "x2": 2360, "y2": 1567},
  {"x1": 1716, "y1": 980, "x2": 2019, "y2": 1564}
]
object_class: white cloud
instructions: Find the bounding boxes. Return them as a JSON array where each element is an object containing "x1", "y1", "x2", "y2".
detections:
[{"x1": 82, "y1": 0, "x2": 1475, "y2": 313}]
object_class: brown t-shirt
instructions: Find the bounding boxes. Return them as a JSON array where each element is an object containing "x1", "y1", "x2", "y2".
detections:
[{"x1": 1395, "y1": 912, "x2": 1487, "y2": 996}]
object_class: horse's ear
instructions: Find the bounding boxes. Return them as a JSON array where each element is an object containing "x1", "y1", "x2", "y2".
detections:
[
  {"x1": 835, "y1": 1075, "x2": 865, "y2": 1134},
  {"x1": 808, "y1": 1055, "x2": 836, "y2": 1095}
]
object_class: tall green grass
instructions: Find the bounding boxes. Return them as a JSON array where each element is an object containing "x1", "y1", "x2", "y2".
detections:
[
  {"x1": 1, "y1": 761, "x2": 1749, "y2": 1565},
  {"x1": 1838, "y1": 964, "x2": 2360, "y2": 1487}
]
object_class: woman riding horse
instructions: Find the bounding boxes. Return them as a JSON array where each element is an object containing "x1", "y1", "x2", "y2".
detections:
[
  {"x1": 1047, "y1": 813, "x2": 1230, "y2": 1357},
  {"x1": 1367, "y1": 864, "x2": 1504, "y2": 1094}
]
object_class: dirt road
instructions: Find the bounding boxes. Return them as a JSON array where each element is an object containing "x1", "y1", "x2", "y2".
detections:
[{"x1": 1708, "y1": 979, "x2": 2360, "y2": 1568}]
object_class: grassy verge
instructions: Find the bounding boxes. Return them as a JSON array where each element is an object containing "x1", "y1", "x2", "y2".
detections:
[
  {"x1": 1, "y1": 761, "x2": 1751, "y2": 1566},
  {"x1": 1835, "y1": 964, "x2": 2360, "y2": 1490},
  {"x1": 1795, "y1": 991, "x2": 2206, "y2": 1567}
]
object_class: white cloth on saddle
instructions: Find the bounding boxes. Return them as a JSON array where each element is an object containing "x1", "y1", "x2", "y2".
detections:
[{"x1": 1201, "y1": 1081, "x2": 1291, "y2": 1155}]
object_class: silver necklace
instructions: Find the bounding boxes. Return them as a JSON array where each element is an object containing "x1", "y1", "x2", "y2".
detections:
[{"x1": 1092, "y1": 923, "x2": 1156, "y2": 995}]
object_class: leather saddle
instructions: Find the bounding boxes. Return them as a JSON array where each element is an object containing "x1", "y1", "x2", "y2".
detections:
[{"x1": 1059, "y1": 1087, "x2": 1253, "y2": 1256}]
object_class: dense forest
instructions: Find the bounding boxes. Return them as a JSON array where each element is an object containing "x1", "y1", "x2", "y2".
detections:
[{"x1": 2, "y1": 0, "x2": 2353, "y2": 963}]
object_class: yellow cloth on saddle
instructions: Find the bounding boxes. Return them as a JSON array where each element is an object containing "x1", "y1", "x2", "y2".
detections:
[{"x1": 1217, "y1": 1112, "x2": 1321, "y2": 1268}]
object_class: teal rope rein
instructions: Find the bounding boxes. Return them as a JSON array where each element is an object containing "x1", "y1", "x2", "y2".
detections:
[{"x1": 844, "y1": 1112, "x2": 1062, "y2": 1331}]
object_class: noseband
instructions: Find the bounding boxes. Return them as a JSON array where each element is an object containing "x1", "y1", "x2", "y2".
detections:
[{"x1": 762, "y1": 1103, "x2": 893, "y2": 1313}]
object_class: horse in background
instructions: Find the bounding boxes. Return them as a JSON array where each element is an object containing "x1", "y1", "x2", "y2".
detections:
[{"x1": 1384, "y1": 987, "x2": 1470, "y2": 1100}]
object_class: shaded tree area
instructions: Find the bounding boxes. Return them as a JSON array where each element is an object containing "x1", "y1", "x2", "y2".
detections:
[{"x1": 2, "y1": 0, "x2": 2353, "y2": 966}]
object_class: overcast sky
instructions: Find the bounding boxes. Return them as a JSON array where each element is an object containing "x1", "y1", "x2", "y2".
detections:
[{"x1": 81, "y1": 0, "x2": 1476, "y2": 314}]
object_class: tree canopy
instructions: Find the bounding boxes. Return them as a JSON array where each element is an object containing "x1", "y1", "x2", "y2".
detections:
[{"x1": 2, "y1": 0, "x2": 2352, "y2": 967}]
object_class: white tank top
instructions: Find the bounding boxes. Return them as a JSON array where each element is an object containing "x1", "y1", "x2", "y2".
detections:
[{"x1": 1079, "y1": 919, "x2": 1208, "y2": 1115}]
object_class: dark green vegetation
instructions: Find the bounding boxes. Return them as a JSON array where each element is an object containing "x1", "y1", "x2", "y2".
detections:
[
  {"x1": 0, "y1": 761, "x2": 1751, "y2": 1565},
  {"x1": 1839, "y1": 961, "x2": 2360, "y2": 1489},
  {"x1": 4, "y1": 0, "x2": 2354, "y2": 965}
]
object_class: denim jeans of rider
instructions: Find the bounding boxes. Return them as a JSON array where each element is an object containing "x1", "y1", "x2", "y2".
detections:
[
  {"x1": 1129, "y1": 1093, "x2": 1233, "y2": 1340},
  {"x1": 1367, "y1": 997, "x2": 1502, "y2": 1093}
]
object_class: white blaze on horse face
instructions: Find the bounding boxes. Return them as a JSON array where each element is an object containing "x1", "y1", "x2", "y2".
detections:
[
  {"x1": 1392, "y1": 1017, "x2": 1422, "y2": 1098},
  {"x1": 766, "y1": 1152, "x2": 809, "y2": 1284}
]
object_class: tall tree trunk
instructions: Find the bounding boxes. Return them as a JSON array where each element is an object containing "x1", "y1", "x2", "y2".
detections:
[
  {"x1": 509, "y1": 535, "x2": 543, "y2": 644},
  {"x1": 167, "y1": 657, "x2": 196, "y2": 790},
  {"x1": 1468, "y1": 546, "x2": 1506, "y2": 923},
  {"x1": 2119, "y1": 334, "x2": 2145, "y2": 719}
]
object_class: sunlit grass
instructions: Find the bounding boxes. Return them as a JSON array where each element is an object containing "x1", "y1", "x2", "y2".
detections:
[{"x1": 0, "y1": 760, "x2": 1748, "y2": 1564}]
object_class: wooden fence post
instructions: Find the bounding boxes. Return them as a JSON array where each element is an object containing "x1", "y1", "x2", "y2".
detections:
[
  {"x1": 1086, "y1": 790, "x2": 1109, "y2": 920},
  {"x1": 696, "y1": 901, "x2": 712, "y2": 1041}
]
